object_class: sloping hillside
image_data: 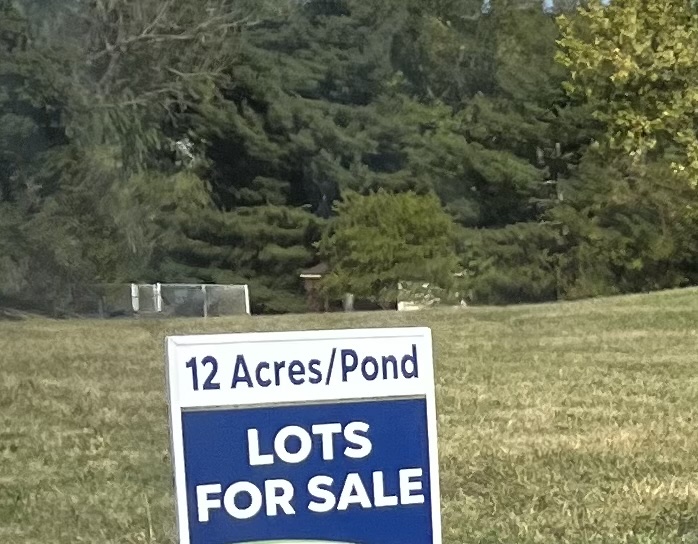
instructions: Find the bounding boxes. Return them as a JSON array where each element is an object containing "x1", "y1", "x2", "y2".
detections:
[{"x1": 1, "y1": 289, "x2": 698, "y2": 543}]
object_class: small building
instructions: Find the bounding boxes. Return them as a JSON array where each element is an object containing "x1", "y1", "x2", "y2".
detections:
[
  {"x1": 299, "y1": 263, "x2": 391, "y2": 313},
  {"x1": 299, "y1": 263, "x2": 330, "y2": 312}
]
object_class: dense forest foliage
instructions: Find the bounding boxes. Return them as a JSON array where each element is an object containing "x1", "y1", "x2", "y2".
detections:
[{"x1": 1, "y1": 0, "x2": 697, "y2": 314}]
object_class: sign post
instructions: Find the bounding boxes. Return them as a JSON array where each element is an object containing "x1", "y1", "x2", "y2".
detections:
[{"x1": 165, "y1": 327, "x2": 442, "y2": 544}]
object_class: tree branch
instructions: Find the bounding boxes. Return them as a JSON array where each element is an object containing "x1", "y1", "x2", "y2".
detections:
[{"x1": 88, "y1": 8, "x2": 256, "y2": 63}]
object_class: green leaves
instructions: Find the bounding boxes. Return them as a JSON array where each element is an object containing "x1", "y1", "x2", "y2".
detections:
[
  {"x1": 557, "y1": 0, "x2": 698, "y2": 183},
  {"x1": 318, "y1": 190, "x2": 460, "y2": 307},
  {"x1": 550, "y1": 153, "x2": 698, "y2": 298},
  {"x1": 4, "y1": 0, "x2": 698, "y2": 315}
]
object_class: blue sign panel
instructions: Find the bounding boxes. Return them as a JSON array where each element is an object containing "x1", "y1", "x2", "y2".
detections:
[
  {"x1": 181, "y1": 399, "x2": 432, "y2": 544},
  {"x1": 165, "y1": 327, "x2": 441, "y2": 544}
]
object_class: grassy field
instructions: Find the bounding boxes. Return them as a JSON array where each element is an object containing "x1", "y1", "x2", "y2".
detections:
[{"x1": 1, "y1": 289, "x2": 698, "y2": 543}]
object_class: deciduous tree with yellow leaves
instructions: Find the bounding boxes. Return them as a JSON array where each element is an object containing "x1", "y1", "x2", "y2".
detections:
[{"x1": 556, "y1": 0, "x2": 698, "y2": 184}]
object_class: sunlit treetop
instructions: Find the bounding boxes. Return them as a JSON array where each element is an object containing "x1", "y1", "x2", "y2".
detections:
[{"x1": 556, "y1": 0, "x2": 698, "y2": 185}]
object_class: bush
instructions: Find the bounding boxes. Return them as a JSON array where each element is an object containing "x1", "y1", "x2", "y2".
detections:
[{"x1": 318, "y1": 189, "x2": 461, "y2": 307}]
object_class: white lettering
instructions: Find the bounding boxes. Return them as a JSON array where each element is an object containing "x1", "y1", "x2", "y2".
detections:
[
  {"x1": 337, "y1": 473, "x2": 372, "y2": 511},
  {"x1": 223, "y1": 481, "x2": 263, "y2": 520},
  {"x1": 275, "y1": 425, "x2": 313, "y2": 464},
  {"x1": 196, "y1": 484, "x2": 222, "y2": 522},
  {"x1": 247, "y1": 428, "x2": 274, "y2": 466},
  {"x1": 372, "y1": 471, "x2": 398, "y2": 507},
  {"x1": 311, "y1": 423, "x2": 342, "y2": 460},
  {"x1": 399, "y1": 468, "x2": 424, "y2": 505},
  {"x1": 264, "y1": 479, "x2": 295, "y2": 516},
  {"x1": 343, "y1": 421, "x2": 372, "y2": 459},
  {"x1": 307, "y1": 475, "x2": 336, "y2": 513}
]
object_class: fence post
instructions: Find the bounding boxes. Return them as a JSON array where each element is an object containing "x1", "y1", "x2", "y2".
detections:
[
  {"x1": 243, "y1": 285, "x2": 251, "y2": 315},
  {"x1": 131, "y1": 283, "x2": 139, "y2": 313},
  {"x1": 202, "y1": 285, "x2": 208, "y2": 318},
  {"x1": 155, "y1": 283, "x2": 162, "y2": 313},
  {"x1": 343, "y1": 293, "x2": 354, "y2": 312}
]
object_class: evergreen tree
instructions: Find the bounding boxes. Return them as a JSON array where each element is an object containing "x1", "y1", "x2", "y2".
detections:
[
  {"x1": 3, "y1": 0, "x2": 695, "y2": 315},
  {"x1": 393, "y1": 0, "x2": 598, "y2": 303},
  {"x1": 165, "y1": 0, "x2": 426, "y2": 312},
  {"x1": 0, "y1": 0, "x2": 257, "y2": 311},
  {"x1": 0, "y1": 0, "x2": 74, "y2": 309},
  {"x1": 551, "y1": 154, "x2": 698, "y2": 299},
  {"x1": 552, "y1": 1, "x2": 698, "y2": 299}
]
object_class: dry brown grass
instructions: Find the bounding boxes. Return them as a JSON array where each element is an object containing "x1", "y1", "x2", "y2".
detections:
[{"x1": 1, "y1": 288, "x2": 698, "y2": 543}]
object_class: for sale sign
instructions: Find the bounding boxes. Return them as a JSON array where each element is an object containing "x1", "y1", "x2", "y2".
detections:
[{"x1": 165, "y1": 327, "x2": 442, "y2": 544}]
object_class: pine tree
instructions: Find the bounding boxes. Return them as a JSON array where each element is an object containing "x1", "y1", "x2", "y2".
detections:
[
  {"x1": 0, "y1": 0, "x2": 253, "y2": 312},
  {"x1": 551, "y1": 153, "x2": 698, "y2": 299},
  {"x1": 164, "y1": 0, "x2": 425, "y2": 312},
  {"x1": 0, "y1": 0, "x2": 73, "y2": 309}
]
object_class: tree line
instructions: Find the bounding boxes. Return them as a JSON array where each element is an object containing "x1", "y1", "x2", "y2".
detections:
[{"x1": 1, "y1": 0, "x2": 697, "y2": 314}]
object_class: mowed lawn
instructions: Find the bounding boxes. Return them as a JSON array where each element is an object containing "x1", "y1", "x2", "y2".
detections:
[{"x1": 2, "y1": 289, "x2": 698, "y2": 543}]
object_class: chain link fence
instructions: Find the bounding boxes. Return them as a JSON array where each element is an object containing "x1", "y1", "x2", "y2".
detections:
[
  {"x1": 159, "y1": 284, "x2": 249, "y2": 317},
  {"x1": 74, "y1": 283, "x2": 250, "y2": 318}
]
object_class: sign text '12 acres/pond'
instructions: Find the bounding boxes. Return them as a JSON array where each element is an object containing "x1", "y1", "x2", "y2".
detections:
[{"x1": 183, "y1": 344, "x2": 420, "y2": 391}]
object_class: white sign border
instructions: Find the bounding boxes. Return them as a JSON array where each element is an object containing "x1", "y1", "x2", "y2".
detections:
[{"x1": 165, "y1": 326, "x2": 442, "y2": 544}]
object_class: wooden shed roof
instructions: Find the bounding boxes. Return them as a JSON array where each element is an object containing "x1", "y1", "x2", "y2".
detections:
[{"x1": 299, "y1": 262, "x2": 329, "y2": 278}]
